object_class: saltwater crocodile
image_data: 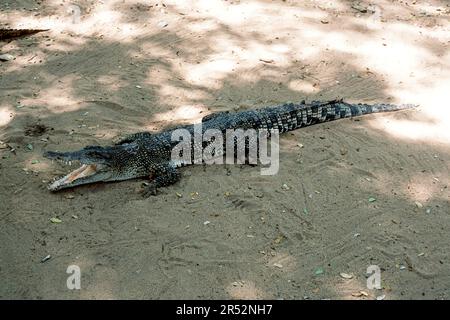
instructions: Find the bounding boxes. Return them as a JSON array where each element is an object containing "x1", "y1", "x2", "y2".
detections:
[{"x1": 44, "y1": 100, "x2": 416, "y2": 196}]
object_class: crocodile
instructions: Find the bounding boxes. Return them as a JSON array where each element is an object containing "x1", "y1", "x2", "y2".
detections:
[{"x1": 44, "y1": 99, "x2": 416, "y2": 196}]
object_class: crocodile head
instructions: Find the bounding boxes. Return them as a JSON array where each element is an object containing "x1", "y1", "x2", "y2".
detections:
[{"x1": 44, "y1": 143, "x2": 146, "y2": 191}]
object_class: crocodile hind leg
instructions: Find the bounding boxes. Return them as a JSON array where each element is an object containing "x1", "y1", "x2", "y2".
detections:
[{"x1": 142, "y1": 164, "x2": 181, "y2": 197}]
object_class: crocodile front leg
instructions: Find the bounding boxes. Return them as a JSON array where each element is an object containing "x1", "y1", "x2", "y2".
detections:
[{"x1": 142, "y1": 163, "x2": 180, "y2": 197}]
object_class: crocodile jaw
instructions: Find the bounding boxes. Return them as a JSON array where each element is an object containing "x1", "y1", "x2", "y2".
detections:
[
  {"x1": 48, "y1": 164, "x2": 97, "y2": 190},
  {"x1": 47, "y1": 163, "x2": 115, "y2": 191}
]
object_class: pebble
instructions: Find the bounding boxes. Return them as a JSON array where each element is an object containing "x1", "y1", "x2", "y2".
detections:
[
  {"x1": 352, "y1": 290, "x2": 369, "y2": 297},
  {"x1": 273, "y1": 263, "x2": 283, "y2": 268},
  {"x1": 0, "y1": 53, "x2": 14, "y2": 61},
  {"x1": 352, "y1": 2, "x2": 368, "y2": 13},
  {"x1": 340, "y1": 272, "x2": 353, "y2": 279},
  {"x1": 282, "y1": 183, "x2": 290, "y2": 190},
  {"x1": 157, "y1": 21, "x2": 168, "y2": 28},
  {"x1": 41, "y1": 255, "x2": 51, "y2": 263}
]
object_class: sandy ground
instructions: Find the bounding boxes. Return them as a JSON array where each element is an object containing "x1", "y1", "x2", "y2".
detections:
[{"x1": 0, "y1": 0, "x2": 449, "y2": 299}]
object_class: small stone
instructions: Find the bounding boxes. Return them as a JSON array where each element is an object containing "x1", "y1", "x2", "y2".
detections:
[
  {"x1": 415, "y1": 201, "x2": 423, "y2": 208},
  {"x1": 314, "y1": 267, "x2": 324, "y2": 275},
  {"x1": 352, "y1": 290, "x2": 369, "y2": 297},
  {"x1": 352, "y1": 2, "x2": 368, "y2": 13},
  {"x1": 41, "y1": 255, "x2": 51, "y2": 263},
  {"x1": 157, "y1": 21, "x2": 168, "y2": 28},
  {"x1": 340, "y1": 272, "x2": 353, "y2": 279},
  {"x1": 376, "y1": 295, "x2": 386, "y2": 300},
  {"x1": 273, "y1": 263, "x2": 283, "y2": 268},
  {"x1": 203, "y1": 220, "x2": 210, "y2": 225},
  {"x1": 0, "y1": 53, "x2": 14, "y2": 61},
  {"x1": 282, "y1": 183, "x2": 290, "y2": 190}
]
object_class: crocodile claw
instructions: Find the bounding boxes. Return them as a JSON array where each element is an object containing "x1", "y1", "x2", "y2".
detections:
[{"x1": 142, "y1": 182, "x2": 158, "y2": 197}]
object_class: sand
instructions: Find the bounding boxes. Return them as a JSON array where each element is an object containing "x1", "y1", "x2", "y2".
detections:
[{"x1": 0, "y1": 0, "x2": 449, "y2": 299}]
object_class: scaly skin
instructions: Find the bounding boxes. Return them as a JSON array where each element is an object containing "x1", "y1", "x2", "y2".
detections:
[{"x1": 44, "y1": 99, "x2": 417, "y2": 196}]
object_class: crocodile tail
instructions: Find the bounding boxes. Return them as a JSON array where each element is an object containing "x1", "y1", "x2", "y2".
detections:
[{"x1": 256, "y1": 100, "x2": 417, "y2": 133}]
